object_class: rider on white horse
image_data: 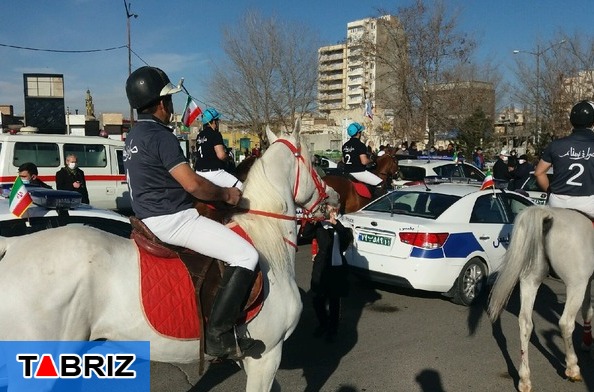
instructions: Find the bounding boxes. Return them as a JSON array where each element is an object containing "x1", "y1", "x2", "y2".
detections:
[
  {"x1": 341, "y1": 122, "x2": 383, "y2": 197},
  {"x1": 534, "y1": 100, "x2": 594, "y2": 218},
  {"x1": 124, "y1": 66, "x2": 260, "y2": 360},
  {"x1": 194, "y1": 107, "x2": 243, "y2": 190}
]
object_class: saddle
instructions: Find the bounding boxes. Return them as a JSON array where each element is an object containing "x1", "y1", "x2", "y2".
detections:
[{"x1": 129, "y1": 216, "x2": 263, "y2": 332}]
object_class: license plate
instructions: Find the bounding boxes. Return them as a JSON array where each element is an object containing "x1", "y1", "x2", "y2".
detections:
[{"x1": 358, "y1": 233, "x2": 392, "y2": 246}]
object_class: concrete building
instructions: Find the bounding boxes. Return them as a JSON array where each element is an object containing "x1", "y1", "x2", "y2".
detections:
[{"x1": 317, "y1": 15, "x2": 403, "y2": 150}]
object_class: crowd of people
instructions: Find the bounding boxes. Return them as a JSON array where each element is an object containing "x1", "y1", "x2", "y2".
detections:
[{"x1": 17, "y1": 154, "x2": 90, "y2": 203}]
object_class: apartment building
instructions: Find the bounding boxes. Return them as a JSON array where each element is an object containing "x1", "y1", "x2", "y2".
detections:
[{"x1": 318, "y1": 15, "x2": 401, "y2": 132}]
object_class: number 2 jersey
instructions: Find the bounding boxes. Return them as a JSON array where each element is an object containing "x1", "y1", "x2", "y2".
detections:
[
  {"x1": 342, "y1": 137, "x2": 367, "y2": 173},
  {"x1": 541, "y1": 128, "x2": 594, "y2": 196}
]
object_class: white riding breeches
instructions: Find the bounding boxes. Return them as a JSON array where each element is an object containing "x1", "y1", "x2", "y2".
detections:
[
  {"x1": 349, "y1": 170, "x2": 383, "y2": 186},
  {"x1": 196, "y1": 169, "x2": 243, "y2": 190},
  {"x1": 142, "y1": 209, "x2": 258, "y2": 271},
  {"x1": 548, "y1": 193, "x2": 594, "y2": 219}
]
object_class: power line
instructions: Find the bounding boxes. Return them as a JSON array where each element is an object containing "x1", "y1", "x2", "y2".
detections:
[{"x1": 0, "y1": 42, "x2": 127, "y2": 53}]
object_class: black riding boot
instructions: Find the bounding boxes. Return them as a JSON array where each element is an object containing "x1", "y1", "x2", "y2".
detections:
[{"x1": 205, "y1": 266, "x2": 258, "y2": 359}]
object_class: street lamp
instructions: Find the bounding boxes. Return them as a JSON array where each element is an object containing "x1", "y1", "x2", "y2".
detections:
[
  {"x1": 124, "y1": 0, "x2": 138, "y2": 127},
  {"x1": 513, "y1": 39, "x2": 566, "y2": 144}
]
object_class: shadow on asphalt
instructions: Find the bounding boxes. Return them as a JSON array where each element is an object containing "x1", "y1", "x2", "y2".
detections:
[
  {"x1": 469, "y1": 279, "x2": 594, "y2": 392},
  {"x1": 279, "y1": 276, "x2": 381, "y2": 392}
]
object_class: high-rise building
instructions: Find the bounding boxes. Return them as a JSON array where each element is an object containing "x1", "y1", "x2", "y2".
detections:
[{"x1": 318, "y1": 15, "x2": 401, "y2": 127}]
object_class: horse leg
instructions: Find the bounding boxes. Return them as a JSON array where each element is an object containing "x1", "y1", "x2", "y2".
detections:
[
  {"x1": 560, "y1": 281, "x2": 588, "y2": 382},
  {"x1": 580, "y1": 280, "x2": 593, "y2": 353},
  {"x1": 243, "y1": 342, "x2": 283, "y2": 392},
  {"x1": 517, "y1": 278, "x2": 540, "y2": 392}
]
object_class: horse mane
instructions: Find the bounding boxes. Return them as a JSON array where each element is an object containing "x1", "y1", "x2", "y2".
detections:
[{"x1": 233, "y1": 136, "x2": 305, "y2": 274}]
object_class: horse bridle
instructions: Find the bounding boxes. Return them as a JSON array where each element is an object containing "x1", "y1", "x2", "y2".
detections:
[{"x1": 237, "y1": 138, "x2": 330, "y2": 248}]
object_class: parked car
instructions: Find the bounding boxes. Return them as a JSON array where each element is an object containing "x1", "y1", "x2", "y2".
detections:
[
  {"x1": 518, "y1": 169, "x2": 553, "y2": 205},
  {"x1": 0, "y1": 188, "x2": 131, "y2": 238},
  {"x1": 340, "y1": 182, "x2": 534, "y2": 306},
  {"x1": 394, "y1": 157, "x2": 485, "y2": 188}
]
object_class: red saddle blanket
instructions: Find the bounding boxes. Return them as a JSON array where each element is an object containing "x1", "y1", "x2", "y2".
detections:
[
  {"x1": 136, "y1": 224, "x2": 264, "y2": 340},
  {"x1": 352, "y1": 182, "x2": 372, "y2": 198}
]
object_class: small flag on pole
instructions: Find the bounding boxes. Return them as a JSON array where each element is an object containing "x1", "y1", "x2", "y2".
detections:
[
  {"x1": 452, "y1": 152, "x2": 458, "y2": 164},
  {"x1": 364, "y1": 98, "x2": 373, "y2": 120},
  {"x1": 8, "y1": 177, "x2": 33, "y2": 217},
  {"x1": 181, "y1": 97, "x2": 202, "y2": 127},
  {"x1": 480, "y1": 169, "x2": 495, "y2": 191}
]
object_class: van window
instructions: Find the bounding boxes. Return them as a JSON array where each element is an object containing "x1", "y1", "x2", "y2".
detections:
[
  {"x1": 13, "y1": 142, "x2": 60, "y2": 167},
  {"x1": 116, "y1": 150, "x2": 125, "y2": 175},
  {"x1": 64, "y1": 144, "x2": 107, "y2": 167}
]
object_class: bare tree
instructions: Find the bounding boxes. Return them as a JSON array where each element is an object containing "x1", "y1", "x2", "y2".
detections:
[
  {"x1": 370, "y1": 0, "x2": 478, "y2": 146},
  {"x1": 208, "y1": 11, "x2": 320, "y2": 140}
]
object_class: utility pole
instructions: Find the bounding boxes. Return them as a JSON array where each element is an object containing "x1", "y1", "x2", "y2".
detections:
[{"x1": 124, "y1": 0, "x2": 138, "y2": 128}]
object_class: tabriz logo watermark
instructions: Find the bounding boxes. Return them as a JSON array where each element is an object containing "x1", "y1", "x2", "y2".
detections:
[
  {"x1": 0, "y1": 341, "x2": 149, "y2": 391},
  {"x1": 16, "y1": 353, "x2": 136, "y2": 379}
]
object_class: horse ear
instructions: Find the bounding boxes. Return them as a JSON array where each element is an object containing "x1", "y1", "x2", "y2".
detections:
[
  {"x1": 293, "y1": 118, "x2": 301, "y2": 149},
  {"x1": 266, "y1": 125, "x2": 278, "y2": 144}
]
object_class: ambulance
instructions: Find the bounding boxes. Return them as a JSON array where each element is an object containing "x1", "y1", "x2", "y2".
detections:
[{"x1": 0, "y1": 133, "x2": 131, "y2": 211}]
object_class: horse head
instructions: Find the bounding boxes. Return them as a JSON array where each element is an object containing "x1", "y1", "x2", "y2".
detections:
[
  {"x1": 264, "y1": 120, "x2": 338, "y2": 219},
  {"x1": 373, "y1": 154, "x2": 399, "y2": 190}
]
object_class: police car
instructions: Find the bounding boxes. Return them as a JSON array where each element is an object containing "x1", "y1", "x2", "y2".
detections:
[
  {"x1": 394, "y1": 156, "x2": 485, "y2": 188},
  {"x1": 0, "y1": 188, "x2": 131, "y2": 238},
  {"x1": 341, "y1": 181, "x2": 534, "y2": 305},
  {"x1": 518, "y1": 169, "x2": 553, "y2": 205}
]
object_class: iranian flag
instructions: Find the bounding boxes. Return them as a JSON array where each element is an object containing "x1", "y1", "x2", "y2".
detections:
[
  {"x1": 480, "y1": 169, "x2": 495, "y2": 190},
  {"x1": 9, "y1": 176, "x2": 33, "y2": 217},
  {"x1": 182, "y1": 97, "x2": 202, "y2": 127}
]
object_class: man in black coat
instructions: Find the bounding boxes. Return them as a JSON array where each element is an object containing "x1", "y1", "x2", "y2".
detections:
[
  {"x1": 301, "y1": 205, "x2": 353, "y2": 342},
  {"x1": 492, "y1": 150, "x2": 512, "y2": 185},
  {"x1": 509, "y1": 154, "x2": 534, "y2": 191},
  {"x1": 55, "y1": 154, "x2": 90, "y2": 204}
]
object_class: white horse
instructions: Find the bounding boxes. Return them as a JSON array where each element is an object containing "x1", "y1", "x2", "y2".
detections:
[
  {"x1": 488, "y1": 206, "x2": 594, "y2": 392},
  {"x1": 0, "y1": 121, "x2": 338, "y2": 391}
]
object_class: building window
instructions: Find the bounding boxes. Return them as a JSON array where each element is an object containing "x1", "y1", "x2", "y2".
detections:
[{"x1": 24, "y1": 76, "x2": 64, "y2": 98}]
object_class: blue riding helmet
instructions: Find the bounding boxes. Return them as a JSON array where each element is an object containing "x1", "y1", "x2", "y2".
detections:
[
  {"x1": 202, "y1": 108, "x2": 221, "y2": 125},
  {"x1": 347, "y1": 122, "x2": 365, "y2": 137}
]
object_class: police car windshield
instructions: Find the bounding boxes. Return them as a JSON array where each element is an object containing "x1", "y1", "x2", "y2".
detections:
[{"x1": 364, "y1": 191, "x2": 460, "y2": 219}]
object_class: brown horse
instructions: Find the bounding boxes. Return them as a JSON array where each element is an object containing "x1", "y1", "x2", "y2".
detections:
[{"x1": 323, "y1": 153, "x2": 399, "y2": 213}]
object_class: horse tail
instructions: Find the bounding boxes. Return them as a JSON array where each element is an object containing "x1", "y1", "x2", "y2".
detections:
[{"x1": 488, "y1": 206, "x2": 553, "y2": 322}]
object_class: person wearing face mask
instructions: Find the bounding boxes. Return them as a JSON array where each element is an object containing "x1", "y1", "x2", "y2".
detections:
[
  {"x1": 492, "y1": 150, "x2": 512, "y2": 185},
  {"x1": 18, "y1": 162, "x2": 52, "y2": 189},
  {"x1": 124, "y1": 66, "x2": 260, "y2": 360},
  {"x1": 508, "y1": 154, "x2": 533, "y2": 191},
  {"x1": 56, "y1": 154, "x2": 89, "y2": 204}
]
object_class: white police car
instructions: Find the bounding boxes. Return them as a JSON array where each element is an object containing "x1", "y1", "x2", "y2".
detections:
[
  {"x1": 341, "y1": 181, "x2": 534, "y2": 305},
  {"x1": 0, "y1": 188, "x2": 131, "y2": 238},
  {"x1": 394, "y1": 157, "x2": 485, "y2": 188},
  {"x1": 518, "y1": 169, "x2": 553, "y2": 205}
]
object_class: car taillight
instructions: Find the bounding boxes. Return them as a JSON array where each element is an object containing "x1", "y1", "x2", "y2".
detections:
[{"x1": 399, "y1": 232, "x2": 449, "y2": 249}]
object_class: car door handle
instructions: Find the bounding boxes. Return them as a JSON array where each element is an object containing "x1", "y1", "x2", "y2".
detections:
[{"x1": 479, "y1": 235, "x2": 490, "y2": 240}]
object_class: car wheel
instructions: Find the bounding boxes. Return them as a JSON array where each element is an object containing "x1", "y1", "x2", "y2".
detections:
[{"x1": 452, "y1": 258, "x2": 486, "y2": 306}]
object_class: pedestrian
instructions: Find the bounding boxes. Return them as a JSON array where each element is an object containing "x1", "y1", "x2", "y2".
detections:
[
  {"x1": 534, "y1": 100, "x2": 594, "y2": 217},
  {"x1": 492, "y1": 150, "x2": 511, "y2": 184},
  {"x1": 508, "y1": 154, "x2": 533, "y2": 191},
  {"x1": 55, "y1": 154, "x2": 89, "y2": 203},
  {"x1": 18, "y1": 162, "x2": 52, "y2": 189},
  {"x1": 194, "y1": 108, "x2": 243, "y2": 189},
  {"x1": 124, "y1": 66, "x2": 260, "y2": 359},
  {"x1": 473, "y1": 147, "x2": 485, "y2": 170},
  {"x1": 301, "y1": 204, "x2": 352, "y2": 342},
  {"x1": 341, "y1": 122, "x2": 382, "y2": 196}
]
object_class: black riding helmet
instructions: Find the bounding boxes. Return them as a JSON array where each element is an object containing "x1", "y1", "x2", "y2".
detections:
[
  {"x1": 125, "y1": 66, "x2": 183, "y2": 110},
  {"x1": 569, "y1": 100, "x2": 594, "y2": 128}
]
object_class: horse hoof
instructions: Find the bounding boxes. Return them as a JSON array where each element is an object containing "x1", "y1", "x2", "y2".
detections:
[{"x1": 567, "y1": 374, "x2": 583, "y2": 383}]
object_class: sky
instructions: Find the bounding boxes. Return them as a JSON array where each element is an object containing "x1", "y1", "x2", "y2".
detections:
[{"x1": 0, "y1": 0, "x2": 587, "y2": 119}]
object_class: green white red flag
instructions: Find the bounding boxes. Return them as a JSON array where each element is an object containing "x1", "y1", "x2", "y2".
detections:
[
  {"x1": 9, "y1": 176, "x2": 32, "y2": 217},
  {"x1": 182, "y1": 97, "x2": 202, "y2": 127},
  {"x1": 480, "y1": 169, "x2": 494, "y2": 190}
]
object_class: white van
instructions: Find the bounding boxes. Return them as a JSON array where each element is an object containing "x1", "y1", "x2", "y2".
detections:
[{"x1": 0, "y1": 134, "x2": 131, "y2": 211}]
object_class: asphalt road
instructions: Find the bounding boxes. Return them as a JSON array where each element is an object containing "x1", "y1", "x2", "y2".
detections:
[{"x1": 150, "y1": 244, "x2": 593, "y2": 392}]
